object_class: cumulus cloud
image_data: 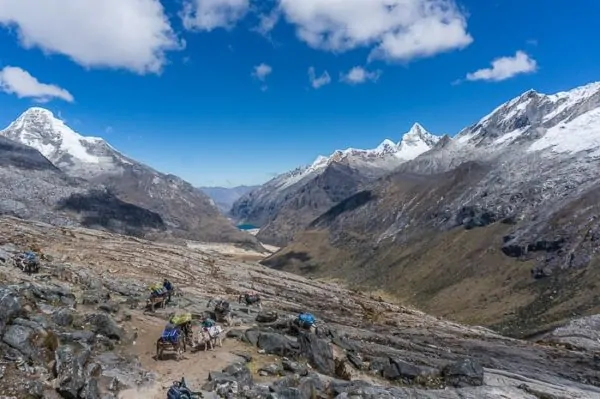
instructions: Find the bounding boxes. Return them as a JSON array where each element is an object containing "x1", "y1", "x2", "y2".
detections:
[
  {"x1": 278, "y1": 0, "x2": 473, "y2": 62},
  {"x1": 252, "y1": 63, "x2": 272, "y2": 81},
  {"x1": 466, "y1": 51, "x2": 538, "y2": 82},
  {"x1": 182, "y1": 0, "x2": 472, "y2": 62},
  {"x1": 340, "y1": 66, "x2": 381, "y2": 85},
  {"x1": 181, "y1": 0, "x2": 250, "y2": 31},
  {"x1": 308, "y1": 67, "x2": 331, "y2": 89},
  {"x1": 0, "y1": 66, "x2": 74, "y2": 103},
  {"x1": 0, "y1": 0, "x2": 183, "y2": 75}
]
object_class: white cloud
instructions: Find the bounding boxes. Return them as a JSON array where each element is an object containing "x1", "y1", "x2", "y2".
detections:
[
  {"x1": 254, "y1": 8, "x2": 280, "y2": 36},
  {"x1": 181, "y1": 0, "x2": 250, "y2": 31},
  {"x1": 0, "y1": 66, "x2": 74, "y2": 103},
  {"x1": 252, "y1": 63, "x2": 272, "y2": 81},
  {"x1": 340, "y1": 66, "x2": 381, "y2": 85},
  {"x1": 0, "y1": 0, "x2": 183, "y2": 75},
  {"x1": 308, "y1": 67, "x2": 331, "y2": 89},
  {"x1": 278, "y1": 0, "x2": 473, "y2": 62},
  {"x1": 466, "y1": 51, "x2": 538, "y2": 82}
]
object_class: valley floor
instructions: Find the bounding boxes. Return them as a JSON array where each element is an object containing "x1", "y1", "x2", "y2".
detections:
[{"x1": 0, "y1": 216, "x2": 599, "y2": 398}]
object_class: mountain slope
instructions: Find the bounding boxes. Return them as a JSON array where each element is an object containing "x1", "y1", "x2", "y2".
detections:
[
  {"x1": 0, "y1": 108, "x2": 260, "y2": 248},
  {"x1": 263, "y1": 80, "x2": 600, "y2": 337},
  {"x1": 199, "y1": 185, "x2": 260, "y2": 214},
  {"x1": 230, "y1": 123, "x2": 441, "y2": 246},
  {"x1": 0, "y1": 135, "x2": 166, "y2": 235}
]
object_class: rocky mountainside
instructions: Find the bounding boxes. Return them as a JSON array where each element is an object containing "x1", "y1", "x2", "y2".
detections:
[
  {"x1": 230, "y1": 124, "x2": 441, "y2": 246},
  {"x1": 0, "y1": 108, "x2": 260, "y2": 248},
  {"x1": 199, "y1": 185, "x2": 260, "y2": 214},
  {"x1": 1, "y1": 216, "x2": 600, "y2": 398},
  {"x1": 263, "y1": 80, "x2": 600, "y2": 337},
  {"x1": 0, "y1": 135, "x2": 167, "y2": 236}
]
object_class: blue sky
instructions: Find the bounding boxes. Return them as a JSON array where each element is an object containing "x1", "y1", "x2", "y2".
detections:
[{"x1": 0, "y1": 0, "x2": 599, "y2": 187}]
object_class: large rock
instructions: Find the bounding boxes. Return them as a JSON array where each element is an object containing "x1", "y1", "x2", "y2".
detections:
[
  {"x1": 54, "y1": 344, "x2": 91, "y2": 399},
  {"x1": 83, "y1": 313, "x2": 124, "y2": 341},
  {"x1": 204, "y1": 362, "x2": 253, "y2": 394},
  {"x1": 298, "y1": 332, "x2": 335, "y2": 375},
  {"x1": 2, "y1": 324, "x2": 38, "y2": 360},
  {"x1": 30, "y1": 283, "x2": 76, "y2": 307},
  {"x1": 257, "y1": 332, "x2": 299, "y2": 357},
  {"x1": 382, "y1": 358, "x2": 439, "y2": 383},
  {"x1": 442, "y1": 358, "x2": 484, "y2": 388},
  {"x1": 256, "y1": 311, "x2": 278, "y2": 323},
  {"x1": 0, "y1": 287, "x2": 22, "y2": 333},
  {"x1": 52, "y1": 308, "x2": 74, "y2": 327}
]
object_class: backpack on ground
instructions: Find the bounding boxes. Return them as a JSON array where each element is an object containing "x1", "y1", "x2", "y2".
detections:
[{"x1": 297, "y1": 313, "x2": 315, "y2": 328}]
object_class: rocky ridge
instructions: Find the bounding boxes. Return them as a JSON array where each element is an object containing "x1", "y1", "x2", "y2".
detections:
[
  {"x1": 0, "y1": 216, "x2": 600, "y2": 398},
  {"x1": 230, "y1": 124, "x2": 441, "y2": 246},
  {"x1": 0, "y1": 108, "x2": 260, "y2": 248}
]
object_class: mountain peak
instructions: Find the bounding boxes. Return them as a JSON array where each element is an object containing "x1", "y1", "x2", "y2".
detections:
[
  {"x1": 0, "y1": 107, "x2": 132, "y2": 176},
  {"x1": 20, "y1": 107, "x2": 55, "y2": 118},
  {"x1": 406, "y1": 122, "x2": 427, "y2": 136}
]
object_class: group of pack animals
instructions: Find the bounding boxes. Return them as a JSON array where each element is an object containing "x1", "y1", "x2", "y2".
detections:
[
  {"x1": 154, "y1": 292, "x2": 263, "y2": 361},
  {"x1": 154, "y1": 290, "x2": 317, "y2": 362}
]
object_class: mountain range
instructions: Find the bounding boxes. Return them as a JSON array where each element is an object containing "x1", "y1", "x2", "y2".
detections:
[
  {"x1": 230, "y1": 123, "x2": 442, "y2": 246},
  {"x1": 257, "y1": 80, "x2": 600, "y2": 337},
  {"x1": 0, "y1": 107, "x2": 260, "y2": 248}
]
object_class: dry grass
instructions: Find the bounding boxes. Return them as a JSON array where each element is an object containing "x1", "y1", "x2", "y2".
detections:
[{"x1": 265, "y1": 221, "x2": 597, "y2": 337}]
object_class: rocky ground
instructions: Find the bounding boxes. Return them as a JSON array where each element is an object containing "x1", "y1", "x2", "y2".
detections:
[{"x1": 1, "y1": 216, "x2": 600, "y2": 399}]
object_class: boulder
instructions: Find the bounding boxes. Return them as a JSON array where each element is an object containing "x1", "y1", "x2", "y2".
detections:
[
  {"x1": 257, "y1": 332, "x2": 299, "y2": 357},
  {"x1": 52, "y1": 308, "x2": 74, "y2": 327},
  {"x1": 54, "y1": 344, "x2": 91, "y2": 399},
  {"x1": 442, "y1": 358, "x2": 484, "y2": 388},
  {"x1": 84, "y1": 313, "x2": 124, "y2": 341},
  {"x1": 298, "y1": 332, "x2": 335, "y2": 375},
  {"x1": 0, "y1": 287, "x2": 22, "y2": 333},
  {"x1": 2, "y1": 324, "x2": 41, "y2": 361},
  {"x1": 256, "y1": 311, "x2": 278, "y2": 323}
]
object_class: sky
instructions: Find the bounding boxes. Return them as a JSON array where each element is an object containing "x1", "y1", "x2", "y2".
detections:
[{"x1": 0, "y1": 0, "x2": 599, "y2": 187}]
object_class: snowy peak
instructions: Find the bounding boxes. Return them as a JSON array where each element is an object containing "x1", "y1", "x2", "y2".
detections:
[
  {"x1": 306, "y1": 123, "x2": 440, "y2": 173},
  {"x1": 456, "y1": 80, "x2": 600, "y2": 148},
  {"x1": 1, "y1": 107, "x2": 131, "y2": 177},
  {"x1": 397, "y1": 123, "x2": 440, "y2": 159}
]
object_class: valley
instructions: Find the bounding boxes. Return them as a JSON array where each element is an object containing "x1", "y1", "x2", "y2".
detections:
[{"x1": 1, "y1": 217, "x2": 600, "y2": 399}]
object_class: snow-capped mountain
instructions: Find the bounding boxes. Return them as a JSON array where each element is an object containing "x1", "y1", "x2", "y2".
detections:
[
  {"x1": 398, "y1": 81, "x2": 600, "y2": 175},
  {"x1": 456, "y1": 81, "x2": 600, "y2": 150},
  {"x1": 1, "y1": 107, "x2": 133, "y2": 179},
  {"x1": 230, "y1": 123, "x2": 441, "y2": 246},
  {"x1": 265, "y1": 80, "x2": 600, "y2": 334},
  {"x1": 307, "y1": 123, "x2": 440, "y2": 173},
  {"x1": 0, "y1": 108, "x2": 260, "y2": 248}
]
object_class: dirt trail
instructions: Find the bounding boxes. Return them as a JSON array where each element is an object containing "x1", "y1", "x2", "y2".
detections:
[{"x1": 123, "y1": 310, "x2": 250, "y2": 398}]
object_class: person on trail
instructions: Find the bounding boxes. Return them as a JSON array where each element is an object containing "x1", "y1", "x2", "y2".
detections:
[
  {"x1": 163, "y1": 278, "x2": 173, "y2": 302},
  {"x1": 202, "y1": 317, "x2": 216, "y2": 328}
]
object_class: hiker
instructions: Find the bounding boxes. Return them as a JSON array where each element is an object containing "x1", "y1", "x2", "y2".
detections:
[{"x1": 163, "y1": 278, "x2": 174, "y2": 301}]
